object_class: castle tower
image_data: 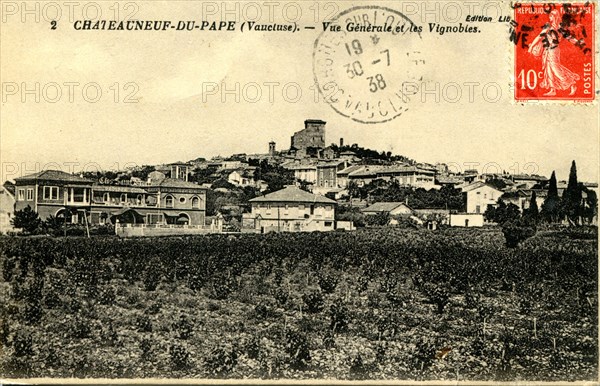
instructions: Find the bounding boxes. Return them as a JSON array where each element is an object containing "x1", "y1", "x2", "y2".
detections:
[{"x1": 290, "y1": 119, "x2": 326, "y2": 150}]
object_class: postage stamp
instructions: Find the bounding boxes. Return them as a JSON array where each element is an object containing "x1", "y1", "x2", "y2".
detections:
[
  {"x1": 513, "y1": 2, "x2": 595, "y2": 101},
  {"x1": 313, "y1": 6, "x2": 424, "y2": 124}
]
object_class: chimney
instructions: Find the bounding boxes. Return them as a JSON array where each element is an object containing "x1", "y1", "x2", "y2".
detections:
[{"x1": 340, "y1": 138, "x2": 344, "y2": 147}]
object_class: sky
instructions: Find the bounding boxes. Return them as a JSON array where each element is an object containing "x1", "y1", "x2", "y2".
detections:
[{"x1": 1, "y1": 0, "x2": 598, "y2": 183}]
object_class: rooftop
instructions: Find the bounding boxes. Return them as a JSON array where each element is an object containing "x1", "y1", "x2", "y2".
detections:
[
  {"x1": 250, "y1": 186, "x2": 336, "y2": 204},
  {"x1": 14, "y1": 170, "x2": 93, "y2": 184},
  {"x1": 363, "y1": 202, "x2": 411, "y2": 213},
  {"x1": 150, "y1": 178, "x2": 205, "y2": 189}
]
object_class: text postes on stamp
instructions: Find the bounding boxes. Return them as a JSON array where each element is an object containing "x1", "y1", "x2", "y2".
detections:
[
  {"x1": 513, "y1": 2, "x2": 595, "y2": 101},
  {"x1": 313, "y1": 6, "x2": 424, "y2": 124}
]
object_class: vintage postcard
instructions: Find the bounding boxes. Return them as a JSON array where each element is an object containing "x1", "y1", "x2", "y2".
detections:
[{"x1": 0, "y1": 0, "x2": 598, "y2": 384}]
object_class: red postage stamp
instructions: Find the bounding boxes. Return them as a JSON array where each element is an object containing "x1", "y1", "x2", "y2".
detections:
[{"x1": 513, "y1": 2, "x2": 595, "y2": 101}]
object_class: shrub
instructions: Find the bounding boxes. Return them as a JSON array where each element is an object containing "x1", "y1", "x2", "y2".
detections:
[
  {"x1": 139, "y1": 338, "x2": 153, "y2": 361},
  {"x1": 146, "y1": 302, "x2": 162, "y2": 315},
  {"x1": 329, "y1": 303, "x2": 350, "y2": 333},
  {"x1": 412, "y1": 336, "x2": 436, "y2": 370},
  {"x1": 98, "y1": 286, "x2": 116, "y2": 305},
  {"x1": 244, "y1": 335, "x2": 261, "y2": 359},
  {"x1": 302, "y1": 291, "x2": 324, "y2": 313},
  {"x1": 3, "y1": 257, "x2": 16, "y2": 282},
  {"x1": 204, "y1": 343, "x2": 239, "y2": 376},
  {"x1": 253, "y1": 301, "x2": 275, "y2": 319},
  {"x1": 502, "y1": 219, "x2": 537, "y2": 248},
  {"x1": 284, "y1": 329, "x2": 311, "y2": 369},
  {"x1": 169, "y1": 343, "x2": 191, "y2": 370},
  {"x1": 44, "y1": 289, "x2": 61, "y2": 309},
  {"x1": 71, "y1": 316, "x2": 93, "y2": 339},
  {"x1": 423, "y1": 283, "x2": 450, "y2": 314},
  {"x1": 318, "y1": 272, "x2": 338, "y2": 294},
  {"x1": 142, "y1": 267, "x2": 161, "y2": 291},
  {"x1": 272, "y1": 288, "x2": 288, "y2": 306},
  {"x1": 23, "y1": 300, "x2": 43, "y2": 324},
  {"x1": 173, "y1": 315, "x2": 193, "y2": 339},
  {"x1": 349, "y1": 354, "x2": 369, "y2": 379},
  {"x1": 135, "y1": 315, "x2": 153, "y2": 333},
  {"x1": 44, "y1": 346, "x2": 61, "y2": 369},
  {"x1": 13, "y1": 331, "x2": 33, "y2": 357},
  {"x1": 209, "y1": 272, "x2": 238, "y2": 300},
  {"x1": 0, "y1": 319, "x2": 9, "y2": 346}
]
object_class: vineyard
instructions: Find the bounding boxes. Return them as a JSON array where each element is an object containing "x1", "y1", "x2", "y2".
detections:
[{"x1": 0, "y1": 227, "x2": 597, "y2": 380}]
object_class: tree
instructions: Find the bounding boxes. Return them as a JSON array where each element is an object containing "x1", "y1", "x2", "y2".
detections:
[
  {"x1": 364, "y1": 212, "x2": 390, "y2": 227},
  {"x1": 562, "y1": 161, "x2": 582, "y2": 225},
  {"x1": 541, "y1": 171, "x2": 560, "y2": 223},
  {"x1": 11, "y1": 205, "x2": 42, "y2": 234},
  {"x1": 581, "y1": 185, "x2": 598, "y2": 225},
  {"x1": 524, "y1": 190, "x2": 539, "y2": 222},
  {"x1": 502, "y1": 217, "x2": 537, "y2": 248},
  {"x1": 484, "y1": 200, "x2": 520, "y2": 224}
]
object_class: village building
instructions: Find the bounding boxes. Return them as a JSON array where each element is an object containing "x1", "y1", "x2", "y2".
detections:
[
  {"x1": 316, "y1": 161, "x2": 347, "y2": 189},
  {"x1": 0, "y1": 184, "x2": 16, "y2": 233},
  {"x1": 347, "y1": 166, "x2": 385, "y2": 187},
  {"x1": 169, "y1": 162, "x2": 191, "y2": 181},
  {"x1": 12, "y1": 169, "x2": 207, "y2": 226},
  {"x1": 227, "y1": 168, "x2": 257, "y2": 188},
  {"x1": 461, "y1": 181, "x2": 503, "y2": 214},
  {"x1": 362, "y1": 202, "x2": 413, "y2": 217},
  {"x1": 289, "y1": 163, "x2": 318, "y2": 184},
  {"x1": 336, "y1": 165, "x2": 366, "y2": 188},
  {"x1": 375, "y1": 165, "x2": 436, "y2": 189},
  {"x1": 248, "y1": 185, "x2": 337, "y2": 232}
]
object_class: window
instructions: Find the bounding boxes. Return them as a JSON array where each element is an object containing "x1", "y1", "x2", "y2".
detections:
[
  {"x1": 120, "y1": 193, "x2": 127, "y2": 203},
  {"x1": 165, "y1": 195, "x2": 174, "y2": 208},
  {"x1": 103, "y1": 192, "x2": 110, "y2": 202},
  {"x1": 17, "y1": 189, "x2": 24, "y2": 201},
  {"x1": 147, "y1": 213, "x2": 163, "y2": 224},
  {"x1": 43, "y1": 186, "x2": 59, "y2": 200},
  {"x1": 180, "y1": 197, "x2": 186, "y2": 204},
  {"x1": 299, "y1": 204, "x2": 305, "y2": 210},
  {"x1": 476, "y1": 205, "x2": 481, "y2": 213},
  {"x1": 191, "y1": 197, "x2": 200, "y2": 208},
  {"x1": 26, "y1": 188, "x2": 33, "y2": 201},
  {"x1": 325, "y1": 205, "x2": 332, "y2": 211},
  {"x1": 325, "y1": 221, "x2": 333, "y2": 227}
]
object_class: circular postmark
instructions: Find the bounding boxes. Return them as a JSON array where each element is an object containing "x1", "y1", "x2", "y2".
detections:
[{"x1": 313, "y1": 6, "x2": 425, "y2": 124}]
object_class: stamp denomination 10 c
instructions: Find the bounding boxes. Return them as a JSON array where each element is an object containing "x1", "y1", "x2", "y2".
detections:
[{"x1": 513, "y1": 2, "x2": 595, "y2": 101}]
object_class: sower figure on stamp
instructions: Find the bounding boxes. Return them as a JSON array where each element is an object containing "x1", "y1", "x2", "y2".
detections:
[{"x1": 528, "y1": 9, "x2": 581, "y2": 96}]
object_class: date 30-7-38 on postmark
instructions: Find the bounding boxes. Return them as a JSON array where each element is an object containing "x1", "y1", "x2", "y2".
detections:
[{"x1": 513, "y1": 2, "x2": 595, "y2": 101}]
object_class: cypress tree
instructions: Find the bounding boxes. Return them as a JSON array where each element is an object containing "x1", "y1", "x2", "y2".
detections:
[
  {"x1": 562, "y1": 160, "x2": 582, "y2": 224},
  {"x1": 528, "y1": 190, "x2": 539, "y2": 219},
  {"x1": 541, "y1": 171, "x2": 559, "y2": 223}
]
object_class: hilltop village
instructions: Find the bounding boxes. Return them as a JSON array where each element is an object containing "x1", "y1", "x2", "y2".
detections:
[{"x1": 1, "y1": 119, "x2": 597, "y2": 236}]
